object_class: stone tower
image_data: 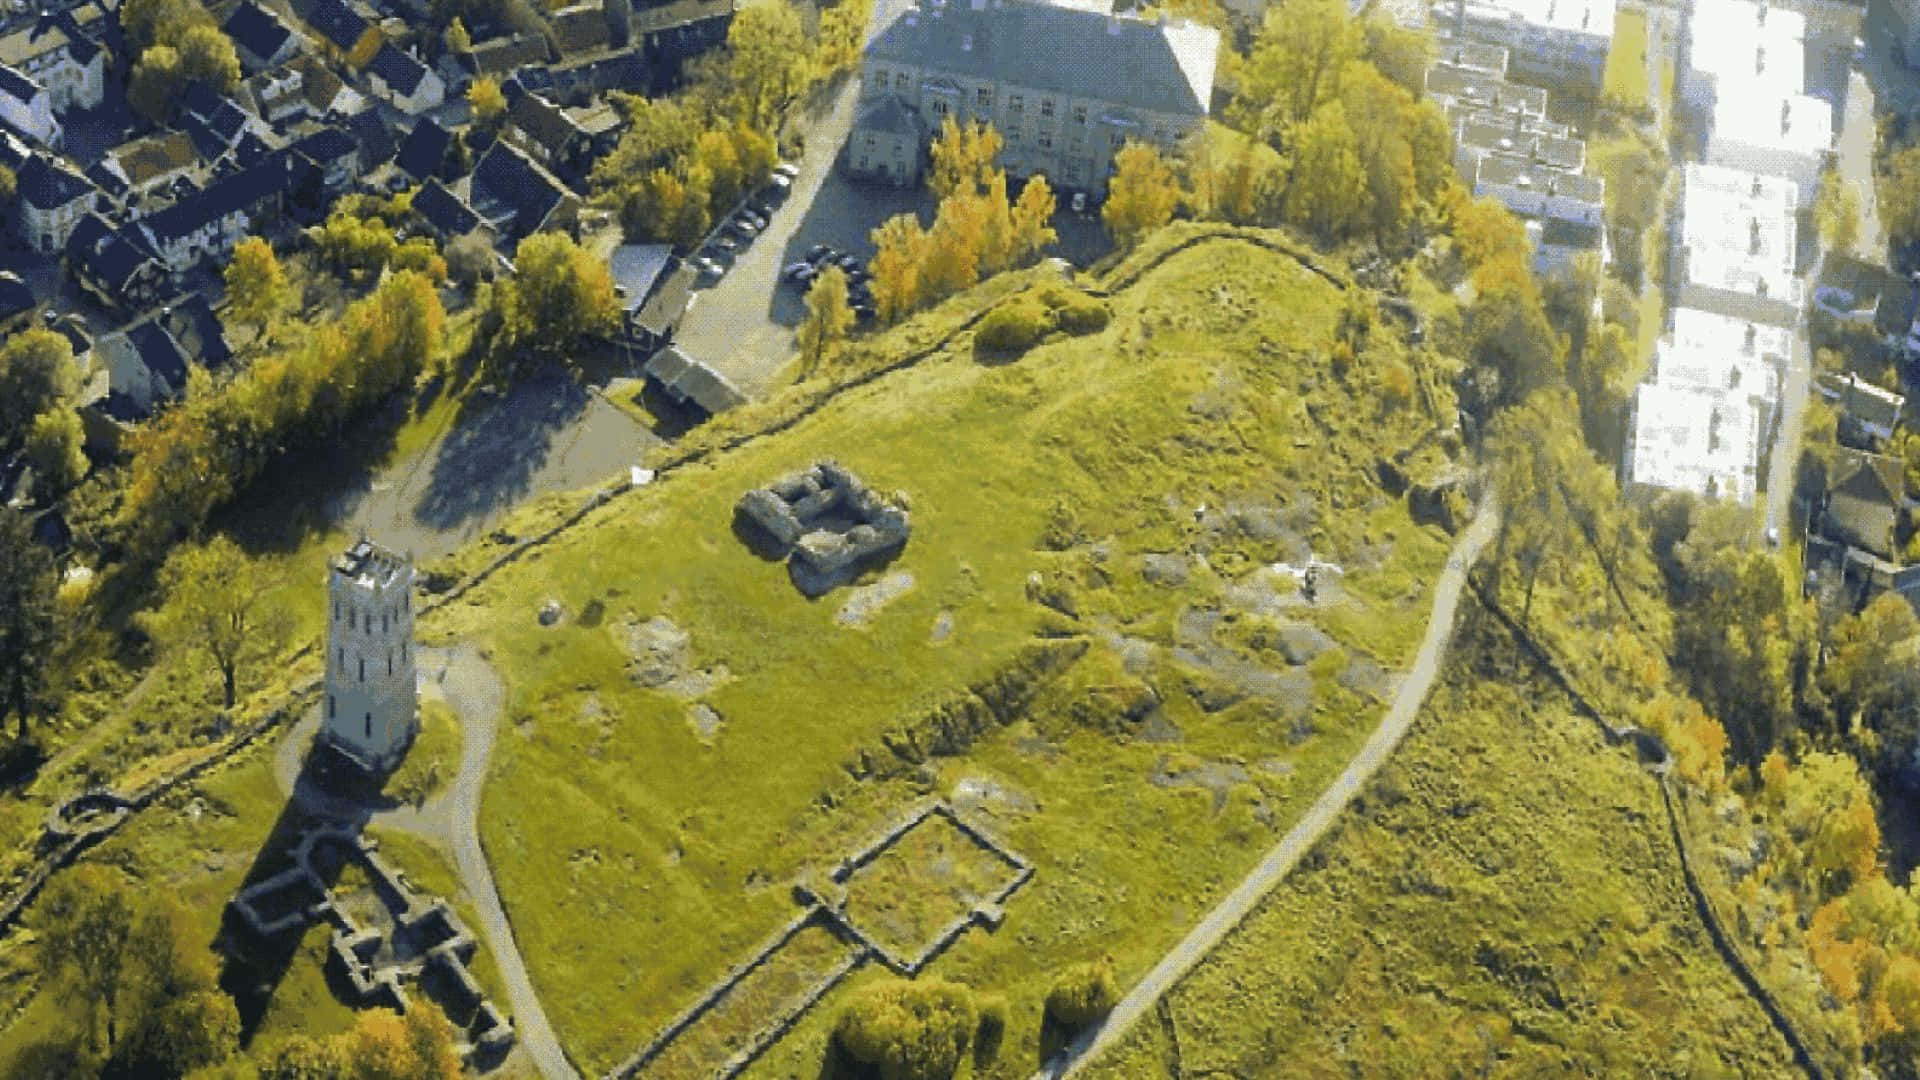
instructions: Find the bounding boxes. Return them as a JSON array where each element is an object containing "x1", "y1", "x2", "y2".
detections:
[{"x1": 320, "y1": 538, "x2": 418, "y2": 772}]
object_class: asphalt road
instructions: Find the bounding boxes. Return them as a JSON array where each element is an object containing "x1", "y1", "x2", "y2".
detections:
[{"x1": 1036, "y1": 501, "x2": 1502, "y2": 1079}]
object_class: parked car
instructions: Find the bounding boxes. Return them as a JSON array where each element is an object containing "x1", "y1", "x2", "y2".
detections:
[
  {"x1": 805, "y1": 244, "x2": 833, "y2": 262},
  {"x1": 783, "y1": 261, "x2": 816, "y2": 284},
  {"x1": 845, "y1": 266, "x2": 871, "y2": 284},
  {"x1": 1070, "y1": 191, "x2": 1089, "y2": 214},
  {"x1": 774, "y1": 162, "x2": 800, "y2": 180},
  {"x1": 835, "y1": 254, "x2": 862, "y2": 273},
  {"x1": 739, "y1": 209, "x2": 769, "y2": 230},
  {"x1": 766, "y1": 174, "x2": 793, "y2": 196},
  {"x1": 730, "y1": 219, "x2": 759, "y2": 239},
  {"x1": 749, "y1": 200, "x2": 777, "y2": 219},
  {"x1": 693, "y1": 256, "x2": 723, "y2": 280},
  {"x1": 711, "y1": 235, "x2": 738, "y2": 253},
  {"x1": 852, "y1": 303, "x2": 876, "y2": 323}
]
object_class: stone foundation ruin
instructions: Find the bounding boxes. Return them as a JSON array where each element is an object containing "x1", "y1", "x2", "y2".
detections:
[
  {"x1": 227, "y1": 824, "x2": 513, "y2": 1061},
  {"x1": 736, "y1": 461, "x2": 911, "y2": 596}
]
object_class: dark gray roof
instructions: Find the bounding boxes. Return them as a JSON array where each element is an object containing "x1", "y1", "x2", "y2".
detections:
[
  {"x1": 643, "y1": 343, "x2": 744, "y2": 414},
  {"x1": 67, "y1": 213, "x2": 162, "y2": 292},
  {"x1": 0, "y1": 270, "x2": 33, "y2": 321},
  {"x1": 0, "y1": 62, "x2": 38, "y2": 105},
  {"x1": 395, "y1": 116, "x2": 451, "y2": 179},
  {"x1": 610, "y1": 243, "x2": 673, "y2": 311},
  {"x1": 1540, "y1": 219, "x2": 1602, "y2": 248},
  {"x1": 630, "y1": 0, "x2": 735, "y2": 36},
  {"x1": 224, "y1": 1, "x2": 294, "y2": 64},
  {"x1": 368, "y1": 42, "x2": 428, "y2": 96},
  {"x1": 293, "y1": 125, "x2": 357, "y2": 164},
  {"x1": 1824, "y1": 450, "x2": 1901, "y2": 558},
  {"x1": 305, "y1": 0, "x2": 371, "y2": 51},
  {"x1": 140, "y1": 153, "x2": 307, "y2": 242},
  {"x1": 470, "y1": 139, "x2": 568, "y2": 235},
  {"x1": 854, "y1": 94, "x2": 921, "y2": 139},
  {"x1": 508, "y1": 93, "x2": 582, "y2": 156},
  {"x1": 17, "y1": 154, "x2": 92, "y2": 211},
  {"x1": 469, "y1": 33, "x2": 549, "y2": 76},
  {"x1": 1476, "y1": 154, "x2": 1604, "y2": 203},
  {"x1": 125, "y1": 319, "x2": 188, "y2": 392},
  {"x1": 164, "y1": 294, "x2": 231, "y2": 369},
  {"x1": 412, "y1": 177, "x2": 481, "y2": 236},
  {"x1": 865, "y1": 1, "x2": 1217, "y2": 119},
  {"x1": 1425, "y1": 63, "x2": 1547, "y2": 115}
]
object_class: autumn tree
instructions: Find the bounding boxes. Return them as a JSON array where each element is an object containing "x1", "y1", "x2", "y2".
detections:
[
  {"x1": 486, "y1": 232, "x2": 619, "y2": 376},
  {"x1": 1821, "y1": 591, "x2": 1920, "y2": 748},
  {"x1": 468, "y1": 75, "x2": 507, "y2": 126},
  {"x1": 1815, "y1": 167, "x2": 1863, "y2": 256},
  {"x1": 37, "y1": 865, "x2": 140, "y2": 1056},
  {"x1": 147, "y1": 535, "x2": 292, "y2": 710},
  {"x1": 176, "y1": 22, "x2": 240, "y2": 91},
  {"x1": 797, "y1": 265, "x2": 854, "y2": 376},
  {"x1": 1465, "y1": 272, "x2": 1564, "y2": 412},
  {"x1": 1284, "y1": 100, "x2": 1365, "y2": 237},
  {"x1": 1880, "y1": 143, "x2": 1920, "y2": 252},
  {"x1": 869, "y1": 213, "x2": 928, "y2": 324},
  {"x1": 1230, "y1": 0, "x2": 1362, "y2": 144},
  {"x1": 0, "y1": 327, "x2": 78, "y2": 436},
  {"x1": 1450, "y1": 193, "x2": 1534, "y2": 285},
  {"x1": 1010, "y1": 174, "x2": 1059, "y2": 264},
  {"x1": 725, "y1": 2, "x2": 807, "y2": 130},
  {"x1": 1102, "y1": 140, "x2": 1181, "y2": 248},
  {"x1": 25, "y1": 407, "x2": 87, "y2": 497},
  {"x1": 929, "y1": 114, "x2": 1004, "y2": 201},
  {"x1": 335, "y1": 1006, "x2": 462, "y2": 1080},
  {"x1": 834, "y1": 978, "x2": 979, "y2": 1080},
  {"x1": 445, "y1": 15, "x2": 472, "y2": 52},
  {"x1": 1361, "y1": 13, "x2": 1435, "y2": 94},
  {"x1": 225, "y1": 236, "x2": 291, "y2": 342},
  {"x1": 0, "y1": 510, "x2": 57, "y2": 737},
  {"x1": 1186, "y1": 133, "x2": 1283, "y2": 226},
  {"x1": 923, "y1": 194, "x2": 985, "y2": 297},
  {"x1": 1046, "y1": 958, "x2": 1119, "y2": 1029}
]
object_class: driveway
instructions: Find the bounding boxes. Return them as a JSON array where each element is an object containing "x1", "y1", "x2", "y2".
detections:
[{"x1": 1836, "y1": 67, "x2": 1886, "y2": 259}]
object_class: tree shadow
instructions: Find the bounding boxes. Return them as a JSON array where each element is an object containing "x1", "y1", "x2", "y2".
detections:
[
  {"x1": 814, "y1": 1036, "x2": 873, "y2": 1080},
  {"x1": 214, "y1": 742, "x2": 371, "y2": 1045},
  {"x1": 411, "y1": 368, "x2": 594, "y2": 534}
]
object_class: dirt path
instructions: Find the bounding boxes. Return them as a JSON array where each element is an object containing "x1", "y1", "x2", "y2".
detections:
[
  {"x1": 273, "y1": 646, "x2": 580, "y2": 1080},
  {"x1": 1036, "y1": 500, "x2": 1501, "y2": 1079}
]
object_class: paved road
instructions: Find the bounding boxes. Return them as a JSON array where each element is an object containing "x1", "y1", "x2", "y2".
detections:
[
  {"x1": 1036, "y1": 501, "x2": 1502, "y2": 1079},
  {"x1": 274, "y1": 647, "x2": 580, "y2": 1080}
]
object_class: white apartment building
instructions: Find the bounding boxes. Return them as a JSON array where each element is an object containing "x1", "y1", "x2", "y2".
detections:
[
  {"x1": 855, "y1": 0, "x2": 1220, "y2": 195},
  {"x1": 1436, "y1": 0, "x2": 1616, "y2": 92},
  {"x1": 1624, "y1": 379, "x2": 1765, "y2": 504},
  {"x1": 1672, "y1": 162, "x2": 1802, "y2": 327},
  {"x1": 1681, "y1": 0, "x2": 1830, "y2": 206}
]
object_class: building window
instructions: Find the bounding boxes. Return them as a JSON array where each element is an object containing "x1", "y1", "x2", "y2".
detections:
[
  {"x1": 894, "y1": 73, "x2": 908, "y2": 91},
  {"x1": 871, "y1": 66, "x2": 886, "y2": 87},
  {"x1": 976, "y1": 87, "x2": 992, "y2": 108},
  {"x1": 1007, "y1": 124, "x2": 1021, "y2": 142},
  {"x1": 1038, "y1": 132, "x2": 1052, "y2": 149},
  {"x1": 332, "y1": 600, "x2": 338, "y2": 621},
  {"x1": 382, "y1": 613, "x2": 389, "y2": 632},
  {"x1": 403, "y1": 642, "x2": 408, "y2": 661},
  {"x1": 1073, "y1": 104, "x2": 1087, "y2": 125},
  {"x1": 358, "y1": 657, "x2": 365, "y2": 682},
  {"x1": 1008, "y1": 94, "x2": 1022, "y2": 112},
  {"x1": 932, "y1": 99, "x2": 948, "y2": 116},
  {"x1": 1039, "y1": 98, "x2": 1054, "y2": 118},
  {"x1": 388, "y1": 651, "x2": 393, "y2": 675},
  {"x1": 337, "y1": 647, "x2": 344, "y2": 668},
  {"x1": 1070, "y1": 133, "x2": 1083, "y2": 151},
  {"x1": 365, "y1": 713, "x2": 372, "y2": 738},
  {"x1": 865, "y1": 133, "x2": 876, "y2": 147},
  {"x1": 858, "y1": 156, "x2": 869, "y2": 169},
  {"x1": 328, "y1": 695, "x2": 335, "y2": 719}
]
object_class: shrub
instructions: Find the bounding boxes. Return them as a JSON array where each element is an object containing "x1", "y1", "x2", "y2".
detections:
[
  {"x1": 974, "y1": 301, "x2": 1051, "y2": 355},
  {"x1": 973, "y1": 993, "x2": 1008, "y2": 1069},
  {"x1": 1045, "y1": 958, "x2": 1118, "y2": 1029},
  {"x1": 1053, "y1": 296, "x2": 1111, "y2": 335},
  {"x1": 834, "y1": 977, "x2": 978, "y2": 1080}
]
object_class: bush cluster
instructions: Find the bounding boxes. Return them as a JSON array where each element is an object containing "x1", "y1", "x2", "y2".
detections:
[
  {"x1": 973, "y1": 288, "x2": 1111, "y2": 358},
  {"x1": 834, "y1": 978, "x2": 985, "y2": 1080},
  {"x1": 1045, "y1": 958, "x2": 1118, "y2": 1029}
]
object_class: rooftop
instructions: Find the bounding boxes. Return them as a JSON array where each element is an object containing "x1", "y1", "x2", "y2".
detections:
[
  {"x1": 1687, "y1": 0, "x2": 1807, "y2": 93},
  {"x1": 1675, "y1": 162, "x2": 1799, "y2": 307},
  {"x1": 1627, "y1": 379, "x2": 1762, "y2": 505},
  {"x1": 367, "y1": 42, "x2": 429, "y2": 95},
  {"x1": 1456, "y1": 114, "x2": 1584, "y2": 171},
  {"x1": 1433, "y1": 37, "x2": 1508, "y2": 76},
  {"x1": 1453, "y1": 0, "x2": 1616, "y2": 37},
  {"x1": 0, "y1": 62, "x2": 38, "y2": 105},
  {"x1": 1424, "y1": 63, "x2": 1548, "y2": 117},
  {"x1": 106, "y1": 131, "x2": 201, "y2": 188},
  {"x1": 1710, "y1": 90, "x2": 1832, "y2": 158},
  {"x1": 866, "y1": 0, "x2": 1219, "y2": 120},
  {"x1": 224, "y1": 1, "x2": 297, "y2": 64},
  {"x1": 1476, "y1": 154, "x2": 1604, "y2": 202},
  {"x1": 1654, "y1": 309, "x2": 1779, "y2": 402},
  {"x1": 0, "y1": 7, "x2": 102, "y2": 69},
  {"x1": 332, "y1": 537, "x2": 411, "y2": 587}
]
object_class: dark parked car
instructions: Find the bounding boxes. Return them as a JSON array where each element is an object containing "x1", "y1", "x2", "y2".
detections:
[
  {"x1": 805, "y1": 244, "x2": 834, "y2": 263},
  {"x1": 835, "y1": 254, "x2": 862, "y2": 273},
  {"x1": 739, "y1": 209, "x2": 768, "y2": 230},
  {"x1": 783, "y1": 261, "x2": 816, "y2": 284},
  {"x1": 852, "y1": 303, "x2": 876, "y2": 322}
]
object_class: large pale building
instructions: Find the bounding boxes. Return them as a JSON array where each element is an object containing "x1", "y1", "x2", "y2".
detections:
[
  {"x1": 1437, "y1": 0, "x2": 1615, "y2": 92},
  {"x1": 853, "y1": 0, "x2": 1219, "y2": 196},
  {"x1": 1680, "y1": 0, "x2": 1831, "y2": 206},
  {"x1": 322, "y1": 539, "x2": 418, "y2": 773},
  {"x1": 1671, "y1": 162, "x2": 1802, "y2": 327}
]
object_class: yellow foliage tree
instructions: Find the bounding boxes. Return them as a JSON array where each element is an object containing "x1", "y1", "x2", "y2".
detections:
[
  {"x1": 1102, "y1": 141, "x2": 1181, "y2": 248},
  {"x1": 869, "y1": 213, "x2": 928, "y2": 324}
]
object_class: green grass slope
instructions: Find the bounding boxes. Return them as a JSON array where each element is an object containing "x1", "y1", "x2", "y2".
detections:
[{"x1": 1082, "y1": 617, "x2": 1797, "y2": 1078}]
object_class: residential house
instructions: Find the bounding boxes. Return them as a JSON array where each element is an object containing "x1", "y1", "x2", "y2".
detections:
[
  {"x1": 1623, "y1": 378, "x2": 1764, "y2": 504},
  {"x1": 289, "y1": 53, "x2": 365, "y2": 116},
  {"x1": 99, "y1": 317, "x2": 191, "y2": 415},
  {"x1": 292, "y1": 125, "x2": 362, "y2": 193},
  {"x1": 136, "y1": 153, "x2": 312, "y2": 275},
  {"x1": 551, "y1": 1, "x2": 614, "y2": 56},
  {"x1": 1681, "y1": 0, "x2": 1831, "y2": 207},
  {"x1": 411, "y1": 177, "x2": 489, "y2": 242},
  {"x1": 1471, "y1": 155, "x2": 1606, "y2": 272},
  {"x1": 1822, "y1": 450, "x2": 1902, "y2": 558},
  {"x1": 1434, "y1": 38, "x2": 1510, "y2": 78},
  {"x1": 0, "y1": 270, "x2": 35, "y2": 330},
  {"x1": 66, "y1": 213, "x2": 168, "y2": 312},
  {"x1": 467, "y1": 138, "x2": 579, "y2": 238},
  {"x1": 611, "y1": 243, "x2": 693, "y2": 350},
  {"x1": 858, "y1": 0, "x2": 1219, "y2": 196},
  {"x1": 344, "y1": 109, "x2": 397, "y2": 175},
  {"x1": 467, "y1": 34, "x2": 551, "y2": 81},
  {"x1": 163, "y1": 294, "x2": 233, "y2": 372},
  {"x1": 1451, "y1": 110, "x2": 1585, "y2": 183},
  {"x1": 304, "y1": 0, "x2": 379, "y2": 59},
  {"x1": 17, "y1": 152, "x2": 94, "y2": 254},
  {"x1": 366, "y1": 42, "x2": 445, "y2": 114},
  {"x1": 631, "y1": 0, "x2": 737, "y2": 85},
  {"x1": 179, "y1": 83, "x2": 264, "y2": 160},
  {"x1": 239, "y1": 67, "x2": 315, "y2": 124},
  {"x1": 1437, "y1": 0, "x2": 1614, "y2": 92},
  {"x1": 848, "y1": 94, "x2": 923, "y2": 186},
  {"x1": 96, "y1": 131, "x2": 200, "y2": 200},
  {"x1": 1423, "y1": 61, "x2": 1549, "y2": 123},
  {"x1": 503, "y1": 92, "x2": 601, "y2": 183},
  {"x1": 0, "y1": 8, "x2": 105, "y2": 114},
  {"x1": 395, "y1": 116, "x2": 453, "y2": 180},
  {"x1": 1671, "y1": 162, "x2": 1802, "y2": 328},
  {"x1": 1818, "y1": 371, "x2": 1906, "y2": 444},
  {"x1": 643, "y1": 343, "x2": 745, "y2": 416},
  {"x1": 225, "y1": 1, "x2": 303, "y2": 73},
  {"x1": 0, "y1": 64, "x2": 57, "y2": 147}
]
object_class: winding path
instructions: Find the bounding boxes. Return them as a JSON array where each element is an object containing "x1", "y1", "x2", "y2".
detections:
[
  {"x1": 273, "y1": 646, "x2": 580, "y2": 1080},
  {"x1": 1036, "y1": 500, "x2": 1501, "y2": 1079}
]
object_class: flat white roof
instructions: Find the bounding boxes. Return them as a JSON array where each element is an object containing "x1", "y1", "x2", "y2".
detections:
[
  {"x1": 1677, "y1": 162, "x2": 1799, "y2": 302},
  {"x1": 1628, "y1": 380, "x2": 1762, "y2": 505},
  {"x1": 1710, "y1": 91, "x2": 1832, "y2": 159},
  {"x1": 1688, "y1": 0, "x2": 1807, "y2": 92},
  {"x1": 1456, "y1": 0, "x2": 1616, "y2": 37},
  {"x1": 1669, "y1": 304, "x2": 1792, "y2": 363}
]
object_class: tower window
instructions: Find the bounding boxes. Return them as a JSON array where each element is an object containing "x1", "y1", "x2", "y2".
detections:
[
  {"x1": 328, "y1": 694, "x2": 335, "y2": 718},
  {"x1": 383, "y1": 613, "x2": 389, "y2": 633},
  {"x1": 359, "y1": 657, "x2": 365, "y2": 681},
  {"x1": 365, "y1": 713, "x2": 372, "y2": 738},
  {"x1": 388, "y1": 651, "x2": 393, "y2": 676},
  {"x1": 337, "y1": 647, "x2": 344, "y2": 668}
]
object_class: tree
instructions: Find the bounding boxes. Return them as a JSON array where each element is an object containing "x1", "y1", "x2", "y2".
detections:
[
  {"x1": 869, "y1": 213, "x2": 929, "y2": 324},
  {"x1": 445, "y1": 16, "x2": 472, "y2": 52},
  {"x1": 1362, "y1": 13, "x2": 1435, "y2": 94},
  {"x1": 0, "y1": 163, "x2": 15, "y2": 203},
  {"x1": 127, "y1": 44, "x2": 182, "y2": 123},
  {"x1": 335, "y1": 1007, "x2": 461, "y2": 1080},
  {"x1": 923, "y1": 194, "x2": 984, "y2": 297},
  {"x1": 36, "y1": 865, "x2": 139, "y2": 1055},
  {"x1": 1450, "y1": 193, "x2": 1534, "y2": 283},
  {"x1": 1010, "y1": 174, "x2": 1059, "y2": 264},
  {"x1": 488, "y1": 232, "x2": 619, "y2": 374},
  {"x1": 725, "y1": 2, "x2": 807, "y2": 130},
  {"x1": 1815, "y1": 167, "x2": 1863, "y2": 256},
  {"x1": 225, "y1": 236, "x2": 291, "y2": 341},
  {"x1": 0, "y1": 327, "x2": 78, "y2": 436},
  {"x1": 119, "y1": 0, "x2": 202, "y2": 53},
  {"x1": 1284, "y1": 99, "x2": 1366, "y2": 238},
  {"x1": 1822, "y1": 591, "x2": 1920, "y2": 744},
  {"x1": 929, "y1": 114, "x2": 1004, "y2": 201},
  {"x1": 833, "y1": 978, "x2": 979, "y2": 1080},
  {"x1": 1046, "y1": 958, "x2": 1118, "y2": 1029},
  {"x1": 797, "y1": 265, "x2": 854, "y2": 376},
  {"x1": 115, "y1": 901, "x2": 239, "y2": 1076},
  {"x1": 176, "y1": 23, "x2": 240, "y2": 91},
  {"x1": 257, "y1": 1034, "x2": 348, "y2": 1080},
  {"x1": 1102, "y1": 141, "x2": 1180, "y2": 248},
  {"x1": 25, "y1": 407, "x2": 87, "y2": 497},
  {"x1": 148, "y1": 536, "x2": 290, "y2": 710},
  {"x1": 0, "y1": 510, "x2": 57, "y2": 737},
  {"x1": 468, "y1": 75, "x2": 507, "y2": 125},
  {"x1": 1880, "y1": 143, "x2": 1920, "y2": 252},
  {"x1": 1230, "y1": 0, "x2": 1362, "y2": 143}
]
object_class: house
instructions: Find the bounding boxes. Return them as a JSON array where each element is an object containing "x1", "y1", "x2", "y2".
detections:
[
  {"x1": 239, "y1": 67, "x2": 314, "y2": 124},
  {"x1": 1812, "y1": 255, "x2": 1905, "y2": 330},
  {"x1": 643, "y1": 343, "x2": 745, "y2": 416},
  {"x1": 468, "y1": 138, "x2": 579, "y2": 238},
  {"x1": 289, "y1": 53, "x2": 365, "y2": 116},
  {"x1": 0, "y1": 8, "x2": 105, "y2": 114},
  {"x1": 17, "y1": 152, "x2": 94, "y2": 254},
  {"x1": 631, "y1": 0, "x2": 736, "y2": 85},
  {"x1": 1435, "y1": 0, "x2": 1614, "y2": 92},
  {"x1": 67, "y1": 214, "x2": 169, "y2": 312},
  {"x1": 0, "y1": 270, "x2": 35, "y2": 330},
  {"x1": 292, "y1": 125, "x2": 362, "y2": 192},
  {"x1": 611, "y1": 243, "x2": 694, "y2": 349},
  {"x1": 225, "y1": 1, "x2": 303, "y2": 73},
  {"x1": 1423, "y1": 61, "x2": 1548, "y2": 123},
  {"x1": 179, "y1": 83, "x2": 263, "y2": 159},
  {"x1": 366, "y1": 42, "x2": 445, "y2": 114},
  {"x1": 1821, "y1": 450, "x2": 1903, "y2": 559},
  {"x1": 395, "y1": 116, "x2": 452, "y2": 180},
  {"x1": 136, "y1": 153, "x2": 312, "y2": 275},
  {"x1": 1472, "y1": 155, "x2": 1606, "y2": 272},
  {"x1": 848, "y1": 95, "x2": 923, "y2": 186},
  {"x1": 504, "y1": 92, "x2": 596, "y2": 181},
  {"x1": 97, "y1": 131, "x2": 200, "y2": 199},
  {"x1": 99, "y1": 317, "x2": 192, "y2": 414},
  {"x1": 304, "y1": 0, "x2": 379, "y2": 59},
  {"x1": 163, "y1": 294, "x2": 233, "y2": 371},
  {"x1": 410, "y1": 177, "x2": 488, "y2": 242},
  {"x1": 1818, "y1": 372, "x2": 1906, "y2": 444},
  {"x1": 344, "y1": 109, "x2": 397, "y2": 174},
  {"x1": 1623, "y1": 378, "x2": 1764, "y2": 504},
  {"x1": 1680, "y1": 0, "x2": 1830, "y2": 207},
  {"x1": 1671, "y1": 162, "x2": 1802, "y2": 328},
  {"x1": 1451, "y1": 110, "x2": 1585, "y2": 182},
  {"x1": 551, "y1": 1, "x2": 614, "y2": 56},
  {"x1": 858, "y1": 0, "x2": 1219, "y2": 196},
  {"x1": 467, "y1": 34, "x2": 551, "y2": 80},
  {"x1": 0, "y1": 64, "x2": 57, "y2": 147}
]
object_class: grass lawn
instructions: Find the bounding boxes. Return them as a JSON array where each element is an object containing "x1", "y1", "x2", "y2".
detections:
[
  {"x1": 429, "y1": 224, "x2": 1458, "y2": 1074},
  {"x1": 386, "y1": 699, "x2": 461, "y2": 807},
  {"x1": 1079, "y1": 632, "x2": 1799, "y2": 1077},
  {"x1": 1604, "y1": 9, "x2": 1650, "y2": 112}
]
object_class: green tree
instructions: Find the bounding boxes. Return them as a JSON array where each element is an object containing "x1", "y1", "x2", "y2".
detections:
[
  {"x1": 445, "y1": 15, "x2": 472, "y2": 52},
  {"x1": 1822, "y1": 591, "x2": 1920, "y2": 745},
  {"x1": 225, "y1": 236, "x2": 291, "y2": 342},
  {"x1": 176, "y1": 23, "x2": 240, "y2": 91},
  {"x1": 148, "y1": 535, "x2": 291, "y2": 709},
  {"x1": 725, "y1": 2, "x2": 807, "y2": 130},
  {"x1": 118, "y1": 0, "x2": 202, "y2": 52},
  {"x1": 0, "y1": 327, "x2": 78, "y2": 436},
  {"x1": 1880, "y1": 143, "x2": 1920, "y2": 251},
  {"x1": 869, "y1": 213, "x2": 927, "y2": 324},
  {"x1": 115, "y1": 901, "x2": 239, "y2": 1076},
  {"x1": 127, "y1": 44, "x2": 183, "y2": 123},
  {"x1": 25, "y1": 407, "x2": 87, "y2": 497},
  {"x1": 1102, "y1": 140, "x2": 1180, "y2": 248},
  {"x1": 256, "y1": 1034, "x2": 348, "y2": 1080},
  {"x1": 0, "y1": 163, "x2": 15, "y2": 202},
  {"x1": 1815, "y1": 167, "x2": 1863, "y2": 256},
  {"x1": 1467, "y1": 274, "x2": 1565, "y2": 412},
  {"x1": 489, "y1": 232, "x2": 620, "y2": 374},
  {"x1": 468, "y1": 75, "x2": 507, "y2": 126},
  {"x1": 1010, "y1": 173, "x2": 1059, "y2": 264},
  {"x1": 36, "y1": 865, "x2": 139, "y2": 1055},
  {"x1": 1284, "y1": 99, "x2": 1366, "y2": 238},
  {"x1": 797, "y1": 265, "x2": 854, "y2": 376},
  {"x1": 0, "y1": 510, "x2": 57, "y2": 737},
  {"x1": 834, "y1": 977, "x2": 978, "y2": 1080},
  {"x1": 1046, "y1": 958, "x2": 1119, "y2": 1029},
  {"x1": 1230, "y1": 0, "x2": 1362, "y2": 143},
  {"x1": 1362, "y1": 13, "x2": 1435, "y2": 94}
]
